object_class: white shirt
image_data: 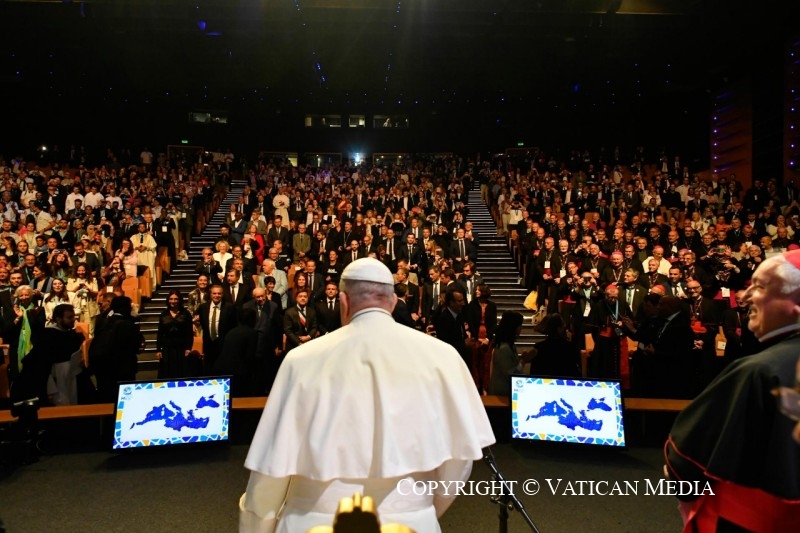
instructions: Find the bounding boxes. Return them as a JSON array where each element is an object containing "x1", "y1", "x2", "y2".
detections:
[
  {"x1": 84, "y1": 191, "x2": 105, "y2": 208},
  {"x1": 20, "y1": 189, "x2": 37, "y2": 208},
  {"x1": 207, "y1": 302, "x2": 221, "y2": 336},
  {"x1": 105, "y1": 194, "x2": 123, "y2": 208},
  {"x1": 34, "y1": 210, "x2": 53, "y2": 233},
  {"x1": 65, "y1": 192, "x2": 84, "y2": 212}
]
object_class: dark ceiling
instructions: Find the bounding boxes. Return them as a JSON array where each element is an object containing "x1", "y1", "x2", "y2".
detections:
[
  {"x1": 0, "y1": 0, "x2": 793, "y2": 157},
  {"x1": 3, "y1": 0, "x2": 787, "y2": 106}
]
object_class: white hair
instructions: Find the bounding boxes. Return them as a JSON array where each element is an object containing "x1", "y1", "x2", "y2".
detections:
[
  {"x1": 765, "y1": 254, "x2": 800, "y2": 295},
  {"x1": 14, "y1": 284, "x2": 33, "y2": 298},
  {"x1": 339, "y1": 279, "x2": 394, "y2": 308}
]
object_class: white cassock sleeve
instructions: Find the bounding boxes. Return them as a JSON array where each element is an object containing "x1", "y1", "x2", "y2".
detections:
[
  {"x1": 432, "y1": 459, "x2": 474, "y2": 518},
  {"x1": 238, "y1": 472, "x2": 292, "y2": 533}
]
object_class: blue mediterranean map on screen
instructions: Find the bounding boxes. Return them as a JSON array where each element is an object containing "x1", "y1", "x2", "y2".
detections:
[
  {"x1": 511, "y1": 378, "x2": 625, "y2": 446},
  {"x1": 113, "y1": 379, "x2": 230, "y2": 449}
]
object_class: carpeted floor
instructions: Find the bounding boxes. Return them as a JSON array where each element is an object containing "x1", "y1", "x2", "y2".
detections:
[{"x1": 1, "y1": 415, "x2": 683, "y2": 533}]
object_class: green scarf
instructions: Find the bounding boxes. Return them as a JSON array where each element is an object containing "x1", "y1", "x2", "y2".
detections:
[{"x1": 17, "y1": 305, "x2": 34, "y2": 372}]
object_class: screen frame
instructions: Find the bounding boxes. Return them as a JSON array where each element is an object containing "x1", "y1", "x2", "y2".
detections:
[
  {"x1": 509, "y1": 374, "x2": 627, "y2": 448},
  {"x1": 111, "y1": 376, "x2": 232, "y2": 451}
]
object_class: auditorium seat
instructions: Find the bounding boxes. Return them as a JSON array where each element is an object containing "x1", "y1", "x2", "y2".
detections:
[
  {"x1": 121, "y1": 276, "x2": 141, "y2": 306},
  {"x1": 191, "y1": 335, "x2": 204, "y2": 356},
  {"x1": 138, "y1": 267, "x2": 153, "y2": 298},
  {"x1": 157, "y1": 248, "x2": 171, "y2": 275},
  {"x1": 74, "y1": 322, "x2": 91, "y2": 368},
  {"x1": 581, "y1": 333, "x2": 594, "y2": 377}
]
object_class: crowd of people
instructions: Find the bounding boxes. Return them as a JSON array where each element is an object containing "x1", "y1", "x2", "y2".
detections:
[
  {"x1": 497, "y1": 158, "x2": 800, "y2": 397},
  {"x1": 168, "y1": 154, "x2": 495, "y2": 395},
  {"x1": 6, "y1": 145, "x2": 800, "y2": 405},
  {"x1": 1, "y1": 151, "x2": 219, "y2": 406}
]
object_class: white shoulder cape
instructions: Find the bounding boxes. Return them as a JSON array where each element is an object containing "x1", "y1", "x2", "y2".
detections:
[{"x1": 245, "y1": 308, "x2": 495, "y2": 480}]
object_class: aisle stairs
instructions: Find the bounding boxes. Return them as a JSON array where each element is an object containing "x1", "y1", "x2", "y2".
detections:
[
  {"x1": 466, "y1": 184, "x2": 544, "y2": 353},
  {"x1": 136, "y1": 180, "x2": 247, "y2": 375}
]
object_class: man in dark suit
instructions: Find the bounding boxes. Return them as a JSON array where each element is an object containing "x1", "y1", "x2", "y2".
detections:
[
  {"x1": 71, "y1": 240, "x2": 102, "y2": 278},
  {"x1": 222, "y1": 268, "x2": 254, "y2": 310},
  {"x1": 433, "y1": 286, "x2": 470, "y2": 367},
  {"x1": 402, "y1": 218, "x2": 423, "y2": 243},
  {"x1": 421, "y1": 266, "x2": 443, "y2": 326},
  {"x1": 242, "y1": 287, "x2": 283, "y2": 393},
  {"x1": 96, "y1": 201, "x2": 118, "y2": 226},
  {"x1": 297, "y1": 259, "x2": 324, "y2": 303},
  {"x1": 225, "y1": 246, "x2": 258, "y2": 279},
  {"x1": 313, "y1": 230, "x2": 335, "y2": 264},
  {"x1": 361, "y1": 233, "x2": 380, "y2": 258},
  {"x1": 0, "y1": 286, "x2": 16, "y2": 329},
  {"x1": 217, "y1": 224, "x2": 238, "y2": 249},
  {"x1": 342, "y1": 239, "x2": 364, "y2": 267},
  {"x1": 283, "y1": 288, "x2": 318, "y2": 353},
  {"x1": 19, "y1": 254, "x2": 37, "y2": 286},
  {"x1": 648, "y1": 295, "x2": 695, "y2": 398},
  {"x1": 289, "y1": 195, "x2": 306, "y2": 224},
  {"x1": 52, "y1": 219, "x2": 76, "y2": 252},
  {"x1": 315, "y1": 282, "x2": 342, "y2": 335},
  {"x1": 213, "y1": 307, "x2": 259, "y2": 396},
  {"x1": 398, "y1": 233, "x2": 425, "y2": 278},
  {"x1": 326, "y1": 219, "x2": 342, "y2": 248},
  {"x1": 266, "y1": 215, "x2": 289, "y2": 247},
  {"x1": 383, "y1": 228, "x2": 401, "y2": 271},
  {"x1": 153, "y1": 210, "x2": 178, "y2": 268},
  {"x1": 622, "y1": 183, "x2": 642, "y2": 212},
  {"x1": 89, "y1": 296, "x2": 140, "y2": 403},
  {"x1": 619, "y1": 269, "x2": 647, "y2": 319},
  {"x1": 195, "y1": 247, "x2": 223, "y2": 283},
  {"x1": 567, "y1": 272, "x2": 603, "y2": 349},
  {"x1": 685, "y1": 194, "x2": 708, "y2": 217},
  {"x1": 352, "y1": 187, "x2": 368, "y2": 214},
  {"x1": 196, "y1": 284, "x2": 237, "y2": 374},
  {"x1": 65, "y1": 199, "x2": 85, "y2": 222},
  {"x1": 394, "y1": 267, "x2": 420, "y2": 318},
  {"x1": 229, "y1": 211, "x2": 248, "y2": 244},
  {"x1": 392, "y1": 283, "x2": 416, "y2": 328},
  {"x1": 456, "y1": 262, "x2": 483, "y2": 304},
  {"x1": 665, "y1": 266, "x2": 689, "y2": 299},
  {"x1": 449, "y1": 227, "x2": 476, "y2": 273}
]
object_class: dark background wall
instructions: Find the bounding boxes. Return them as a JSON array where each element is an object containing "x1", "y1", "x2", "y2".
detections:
[{"x1": 0, "y1": 0, "x2": 792, "y2": 172}]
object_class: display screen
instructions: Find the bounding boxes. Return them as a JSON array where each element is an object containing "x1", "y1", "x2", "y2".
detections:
[
  {"x1": 510, "y1": 376, "x2": 626, "y2": 447},
  {"x1": 112, "y1": 377, "x2": 231, "y2": 450}
]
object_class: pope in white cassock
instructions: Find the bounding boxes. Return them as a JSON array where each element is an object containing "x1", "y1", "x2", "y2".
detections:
[{"x1": 239, "y1": 257, "x2": 495, "y2": 532}]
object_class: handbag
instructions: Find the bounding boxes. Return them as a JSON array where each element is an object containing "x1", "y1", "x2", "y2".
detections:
[
  {"x1": 523, "y1": 290, "x2": 538, "y2": 310},
  {"x1": 531, "y1": 305, "x2": 547, "y2": 326}
]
